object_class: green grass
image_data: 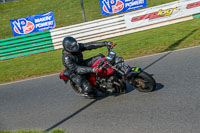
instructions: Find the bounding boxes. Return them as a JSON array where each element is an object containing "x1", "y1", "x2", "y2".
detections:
[
  {"x1": 0, "y1": 0, "x2": 177, "y2": 39},
  {"x1": 0, "y1": 18, "x2": 199, "y2": 84}
]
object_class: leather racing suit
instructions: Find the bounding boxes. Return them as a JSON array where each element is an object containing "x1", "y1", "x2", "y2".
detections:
[{"x1": 62, "y1": 42, "x2": 106, "y2": 95}]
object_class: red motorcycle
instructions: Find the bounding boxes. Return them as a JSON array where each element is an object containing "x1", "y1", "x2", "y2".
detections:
[{"x1": 60, "y1": 45, "x2": 156, "y2": 96}]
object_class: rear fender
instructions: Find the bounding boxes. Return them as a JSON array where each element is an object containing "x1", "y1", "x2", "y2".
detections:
[{"x1": 60, "y1": 69, "x2": 70, "y2": 83}]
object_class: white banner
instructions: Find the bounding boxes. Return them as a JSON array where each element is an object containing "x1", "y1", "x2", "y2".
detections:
[
  {"x1": 181, "y1": 0, "x2": 200, "y2": 17},
  {"x1": 125, "y1": 0, "x2": 200, "y2": 29}
]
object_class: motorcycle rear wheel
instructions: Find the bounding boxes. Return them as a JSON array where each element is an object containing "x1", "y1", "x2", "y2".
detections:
[
  {"x1": 70, "y1": 81, "x2": 84, "y2": 96},
  {"x1": 70, "y1": 81, "x2": 97, "y2": 97},
  {"x1": 131, "y1": 71, "x2": 156, "y2": 92}
]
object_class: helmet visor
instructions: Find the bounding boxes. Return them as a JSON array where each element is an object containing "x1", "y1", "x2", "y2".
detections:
[{"x1": 70, "y1": 42, "x2": 79, "y2": 53}]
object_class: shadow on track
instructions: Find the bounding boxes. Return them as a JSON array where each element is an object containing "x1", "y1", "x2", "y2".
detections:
[
  {"x1": 155, "y1": 83, "x2": 164, "y2": 91},
  {"x1": 44, "y1": 96, "x2": 106, "y2": 132},
  {"x1": 44, "y1": 83, "x2": 164, "y2": 131},
  {"x1": 143, "y1": 52, "x2": 171, "y2": 70}
]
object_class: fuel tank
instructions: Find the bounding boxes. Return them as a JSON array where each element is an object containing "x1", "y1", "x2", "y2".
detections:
[{"x1": 91, "y1": 58, "x2": 115, "y2": 77}]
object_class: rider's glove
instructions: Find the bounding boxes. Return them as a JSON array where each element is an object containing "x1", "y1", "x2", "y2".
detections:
[
  {"x1": 92, "y1": 67, "x2": 102, "y2": 73},
  {"x1": 104, "y1": 41, "x2": 115, "y2": 47}
]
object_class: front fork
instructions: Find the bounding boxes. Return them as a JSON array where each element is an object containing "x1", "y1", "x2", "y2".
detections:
[
  {"x1": 113, "y1": 63, "x2": 142, "y2": 85},
  {"x1": 125, "y1": 65, "x2": 142, "y2": 86}
]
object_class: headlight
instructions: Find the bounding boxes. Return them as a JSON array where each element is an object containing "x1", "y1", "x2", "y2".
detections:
[
  {"x1": 109, "y1": 51, "x2": 116, "y2": 58},
  {"x1": 106, "y1": 56, "x2": 113, "y2": 62},
  {"x1": 115, "y1": 57, "x2": 124, "y2": 69},
  {"x1": 115, "y1": 56, "x2": 124, "y2": 64}
]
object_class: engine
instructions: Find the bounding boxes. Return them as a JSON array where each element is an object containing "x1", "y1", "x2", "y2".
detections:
[{"x1": 96, "y1": 76, "x2": 115, "y2": 90}]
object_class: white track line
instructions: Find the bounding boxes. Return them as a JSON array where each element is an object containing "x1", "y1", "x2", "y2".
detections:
[
  {"x1": 0, "y1": 73, "x2": 59, "y2": 86},
  {"x1": 0, "y1": 45, "x2": 200, "y2": 86}
]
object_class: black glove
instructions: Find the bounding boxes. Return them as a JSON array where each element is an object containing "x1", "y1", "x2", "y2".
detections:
[
  {"x1": 104, "y1": 41, "x2": 115, "y2": 47},
  {"x1": 91, "y1": 67, "x2": 102, "y2": 73}
]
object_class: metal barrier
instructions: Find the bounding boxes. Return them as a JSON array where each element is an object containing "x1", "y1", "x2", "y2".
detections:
[
  {"x1": 50, "y1": 14, "x2": 125, "y2": 50},
  {"x1": 0, "y1": 30, "x2": 54, "y2": 60},
  {"x1": 50, "y1": 15, "x2": 194, "y2": 50},
  {"x1": 50, "y1": 0, "x2": 200, "y2": 50}
]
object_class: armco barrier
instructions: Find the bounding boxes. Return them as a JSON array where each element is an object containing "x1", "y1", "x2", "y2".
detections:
[
  {"x1": 50, "y1": 0, "x2": 200, "y2": 50},
  {"x1": 50, "y1": 14, "x2": 125, "y2": 50},
  {"x1": 0, "y1": 30, "x2": 54, "y2": 60},
  {"x1": 50, "y1": 15, "x2": 194, "y2": 50}
]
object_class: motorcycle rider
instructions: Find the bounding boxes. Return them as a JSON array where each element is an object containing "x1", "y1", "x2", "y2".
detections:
[{"x1": 62, "y1": 37, "x2": 115, "y2": 98}]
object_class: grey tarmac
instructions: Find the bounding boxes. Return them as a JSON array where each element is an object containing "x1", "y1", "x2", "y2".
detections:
[{"x1": 0, "y1": 46, "x2": 200, "y2": 133}]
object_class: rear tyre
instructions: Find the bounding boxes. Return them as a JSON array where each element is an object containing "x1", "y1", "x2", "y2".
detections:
[
  {"x1": 130, "y1": 71, "x2": 156, "y2": 92},
  {"x1": 70, "y1": 81, "x2": 97, "y2": 97},
  {"x1": 70, "y1": 81, "x2": 84, "y2": 96}
]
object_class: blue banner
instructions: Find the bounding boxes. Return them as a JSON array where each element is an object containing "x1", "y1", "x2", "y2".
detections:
[
  {"x1": 99, "y1": 0, "x2": 147, "y2": 16},
  {"x1": 10, "y1": 11, "x2": 55, "y2": 36}
]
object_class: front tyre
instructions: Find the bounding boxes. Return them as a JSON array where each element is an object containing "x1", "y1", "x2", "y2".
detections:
[{"x1": 130, "y1": 71, "x2": 156, "y2": 92}]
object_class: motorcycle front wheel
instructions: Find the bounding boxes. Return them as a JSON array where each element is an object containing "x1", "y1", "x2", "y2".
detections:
[{"x1": 129, "y1": 71, "x2": 156, "y2": 92}]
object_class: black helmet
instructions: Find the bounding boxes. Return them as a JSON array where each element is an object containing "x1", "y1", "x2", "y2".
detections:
[{"x1": 62, "y1": 37, "x2": 79, "y2": 53}]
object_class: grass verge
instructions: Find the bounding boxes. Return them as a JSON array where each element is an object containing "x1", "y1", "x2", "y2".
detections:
[{"x1": 0, "y1": 18, "x2": 199, "y2": 84}]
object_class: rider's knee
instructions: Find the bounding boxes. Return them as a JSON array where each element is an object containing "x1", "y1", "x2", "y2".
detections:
[{"x1": 82, "y1": 81, "x2": 92, "y2": 93}]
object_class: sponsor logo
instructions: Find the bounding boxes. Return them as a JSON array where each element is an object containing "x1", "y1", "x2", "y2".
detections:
[
  {"x1": 187, "y1": 1, "x2": 200, "y2": 9},
  {"x1": 102, "y1": 0, "x2": 124, "y2": 13},
  {"x1": 12, "y1": 18, "x2": 34, "y2": 34},
  {"x1": 131, "y1": 7, "x2": 180, "y2": 22},
  {"x1": 100, "y1": 0, "x2": 147, "y2": 16}
]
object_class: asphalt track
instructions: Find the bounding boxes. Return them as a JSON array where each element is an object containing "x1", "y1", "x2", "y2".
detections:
[{"x1": 0, "y1": 46, "x2": 200, "y2": 133}]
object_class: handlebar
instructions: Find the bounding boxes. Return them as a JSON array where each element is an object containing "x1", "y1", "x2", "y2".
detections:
[
  {"x1": 96, "y1": 42, "x2": 116, "y2": 69},
  {"x1": 107, "y1": 43, "x2": 116, "y2": 53}
]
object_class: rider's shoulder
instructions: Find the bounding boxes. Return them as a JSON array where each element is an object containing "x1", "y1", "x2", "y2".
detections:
[
  {"x1": 64, "y1": 54, "x2": 73, "y2": 61},
  {"x1": 78, "y1": 43, "x2": 84, "y2": 49}
]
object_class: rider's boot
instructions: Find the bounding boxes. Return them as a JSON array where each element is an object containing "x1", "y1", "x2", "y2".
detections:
[
  {"x1": 83, "y1": 92, "x2": 94, "y2": 99},
  {"x1": 82, "y1": 82, "x2": 95, "y2": 99}
]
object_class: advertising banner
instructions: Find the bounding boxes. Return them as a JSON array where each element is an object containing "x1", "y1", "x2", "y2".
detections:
[
  {"x1": 124, "y1": 2, "x2": 181, "y2": 29},
  {"x1": 125, "y1": 0, "x2": 200, "y2": 29},
  {"x1": 99, "y1": 0, "x2": 147, "y2": 16},
  {"x1": 181, "y1": 0, "x2": 200, "y2": 17},
  {"x1": 10, "y1": 11, "x2": 55, "y2": 36}
]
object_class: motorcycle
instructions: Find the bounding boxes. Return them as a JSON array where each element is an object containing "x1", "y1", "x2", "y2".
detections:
[{"x1": 60, "y1": 44, "x2": 156, "y2": 97}]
